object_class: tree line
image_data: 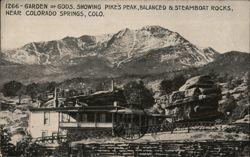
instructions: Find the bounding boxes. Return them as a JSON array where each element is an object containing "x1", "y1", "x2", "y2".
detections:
[
  {"x1": 1, "y1": 81, "x2": 57, "y2": 100},
  {"x1": 0, "y1": 75, "x2": 186, "y2": 108}
]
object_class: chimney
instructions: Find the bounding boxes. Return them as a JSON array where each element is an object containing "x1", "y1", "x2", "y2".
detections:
[
  {"x1": 54, "y1": 87, "x2": 58, "y2": 107},
  {"x1": 110, "y1": 79, "x2": 114, "y2": 92}
]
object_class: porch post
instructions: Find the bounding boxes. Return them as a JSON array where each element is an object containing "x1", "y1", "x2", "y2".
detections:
[
  {"x1": 131, "y1": 114, "x2": 133, "y2": 124},
  {"x1": 112, "y1": 113, "x2": 114, "y2": 136},
  {"x1": 94, "y1": 113, "x2": 97, "y2": 127},
  {"x1": 58, "y1": 112, "x2": 60, "y2": 138}
]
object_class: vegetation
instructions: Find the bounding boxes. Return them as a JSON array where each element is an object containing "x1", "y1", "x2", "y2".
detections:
[
  {"x1": 160, "y1": 75, "x2": 186, "y2": 94},
  {"x1": 53, "y1": 140, "x2": 70, "y2": 157},
  {"x1": 123, "y1": 80, "x2": 154, "y2": 108},
  {"x1": 245, "y1": 72, "x2": 250, "y2": 91},
  {"x1": 25, "y1": 82, "x2": 56, "y2": 99},
  {"x1": 218, "y1": 93, "x2": 237, "y2": 116},
  {"x1": 25, "y1": 83, "x2": 40, "y2": 99},
  {"x1": 0, "y1": 126, "x2": 15, "y2": 156},
  {"x1": 1, "y1": 81, "x2": 57, "y2": 101},
  {"x1": 2, "y1": 81, "x2": 24, "y2": 97},
  {"x1": 0, "y1": 126, "x2": 40, "y2": 156}
]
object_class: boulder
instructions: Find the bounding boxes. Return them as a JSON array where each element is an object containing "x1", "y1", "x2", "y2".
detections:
[{"x1": 179, "y1": 75, "x2": 214, "y2": 91}]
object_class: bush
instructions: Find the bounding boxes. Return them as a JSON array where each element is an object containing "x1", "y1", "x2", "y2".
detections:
[
  {"x1": 229, "y1": 105, "x2": 250, "y2": 123},
  {"x1": 218, "y1": 93, "x2": 237, "y2": 116},
  {"x1": 0, "y1": 126, "x2": 16, "y2": 155}
]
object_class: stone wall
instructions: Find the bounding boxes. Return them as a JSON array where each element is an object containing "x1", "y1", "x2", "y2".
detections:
[{"x1": 73, "y1": 140, "x2": 249, "y2": 157}]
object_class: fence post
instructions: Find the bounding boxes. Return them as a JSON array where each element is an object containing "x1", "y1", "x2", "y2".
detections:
[
  {"x1": 171, "y1": 123, "x2": 174, "y2": 134},
  {"x1": 134, "y1": 147, "x2": 137, "y2": 157},
  {"x1": 77, "y1": 145, "x2": 83, "y2": 157},
  {"x1": 68, "y1": 146, "x2": 72, "y2": 157}
]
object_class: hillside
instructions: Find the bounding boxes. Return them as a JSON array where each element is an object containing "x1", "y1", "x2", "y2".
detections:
[{"x1": 199, "y1": 51, "x2": 249, "y2": 77}]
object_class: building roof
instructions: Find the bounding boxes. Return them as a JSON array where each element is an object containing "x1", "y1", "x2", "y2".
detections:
[
  {"x1": 30, "y1": 106, "x2": 122, "y2": 112},
  {"x1": 111, "y1": 108, "x2": 146, "y2": 115},
  {"x1": 65, "y1": 90, "x2": 126, "y2": 106}
]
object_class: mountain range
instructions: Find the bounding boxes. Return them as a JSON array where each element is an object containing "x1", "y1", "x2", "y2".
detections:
[
  {"x1": 0, "y1": 25, "x2": 248, "y2": 86},
  {"x1": 1, "y1": 26, "x2": 218, "y2": 66}
]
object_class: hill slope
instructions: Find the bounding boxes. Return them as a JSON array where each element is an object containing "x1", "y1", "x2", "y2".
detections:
[{"x1": 200, "y1": 51, "x2": 249, "y2": 76}]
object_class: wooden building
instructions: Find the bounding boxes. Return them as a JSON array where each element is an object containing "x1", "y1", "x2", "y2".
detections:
[
  {"x1": 29, "y1": 105, "x2": 166, "y2": 139},
  {"x1": 29, "y1": 106, "x2": 121, "y2": 138},
  {"x1": 29, "y1": 90, "x2": 166, "y2": 139}
]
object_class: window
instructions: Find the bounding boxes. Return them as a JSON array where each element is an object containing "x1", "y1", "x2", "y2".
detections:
[
  {"x1": 100, "y1": 113, "x2": 106, "y2": 123},
  {"x1": 42, "y1": 131, "x2": 47, "y2": 138},
  {"x1": 44, "y1": 112, "x2": 50, "y2": 125},
  {"x1": 66, "y1": 114, "x2": 70, "y2": 122},
  {"x1": 61, "y1": 113, "x2": 70, "y2": 122}
]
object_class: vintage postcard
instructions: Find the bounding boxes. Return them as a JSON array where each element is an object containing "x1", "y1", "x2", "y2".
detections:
[{"x1": 0, "y1": 0, "x2": 249, "y2": 156}]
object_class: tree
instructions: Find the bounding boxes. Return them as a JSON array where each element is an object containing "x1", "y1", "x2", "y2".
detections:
[
  {"x1": 25, "y1": 82, "x2": 58, "y2": 100},
  {"x1": 26, "y1": 83, "x2": 39, "y2": 99},
  {"x1": 2, "y1": 81, "x2": 24, "y2": 97},
  {"x1": 160, "y1": 79, "x2": 173, "y2": 94},
  {"x1": 0, "y1": 126, "x2": 15, "y2": 156},
  {"x1": 123, "y1": 80, "x2": 154, "y2": 108},
  {"x1": 218, "y1": 93, "x2": 237, "y2": 116},
  {"x1": 16, "y1": 134, "x2": 32, "y2": 156},
  {"x1": 160, "y1": 75, "x2": 186, "y2": 94},
  {"x1": 172, "y1": 75, "x2": 186, "y2": 90},
  {"x1": 16, "y1": 86, "x2": 26, "y2": 104},
  {"x1": 46, "y1": 82, "x2": 57, "y2": 92}
]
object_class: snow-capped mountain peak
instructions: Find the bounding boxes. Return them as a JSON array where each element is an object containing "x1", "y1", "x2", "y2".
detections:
[{"x1": 1, "y1": 26, "x2": 219, "y2": 69}]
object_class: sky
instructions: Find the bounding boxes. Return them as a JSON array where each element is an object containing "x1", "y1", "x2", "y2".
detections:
[{"x1": 1, "y1": 0, "x2": 249, "y2": 53}]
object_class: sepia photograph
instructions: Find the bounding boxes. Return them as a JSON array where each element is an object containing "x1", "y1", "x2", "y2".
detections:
[{"x1": 0, "y1": 0, "x2": 249, "y2": 156}]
